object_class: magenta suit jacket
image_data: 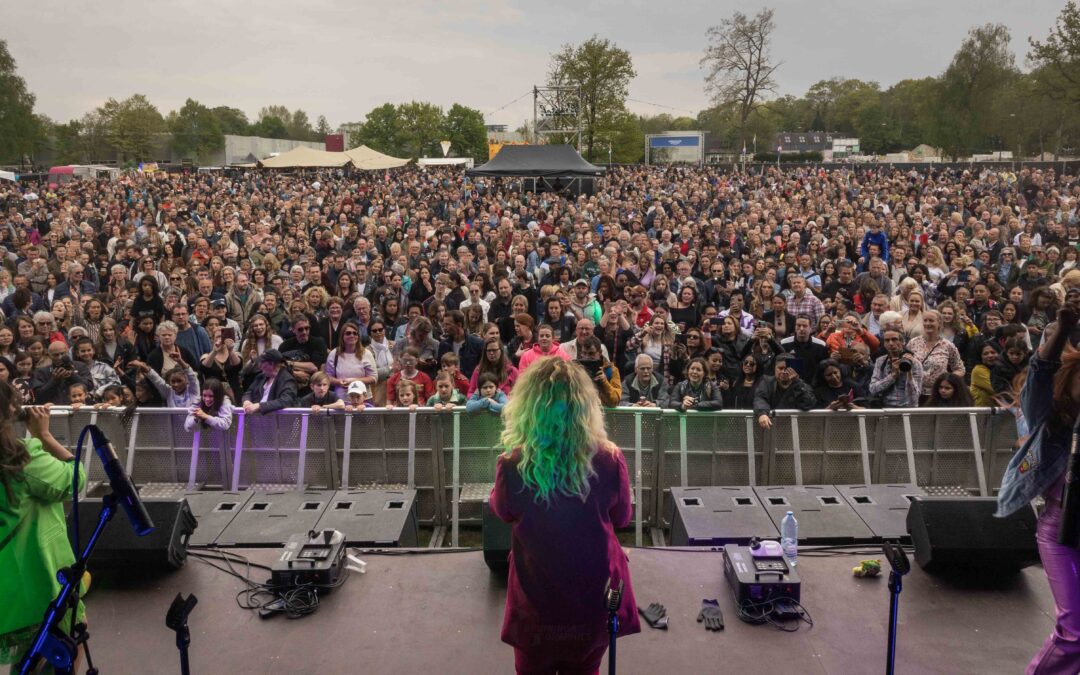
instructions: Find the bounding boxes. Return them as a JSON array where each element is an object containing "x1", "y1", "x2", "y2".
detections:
[{"x1": 489, "y1": 446, "x2": 641, "y2": 650}]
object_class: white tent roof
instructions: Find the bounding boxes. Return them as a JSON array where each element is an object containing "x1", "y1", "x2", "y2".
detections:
[
  {"x1": 344, "y1": 145, "x2": 410, "y2": 170},
  {"x1": 258, "y1": 146, "x2": 351, "y2": 168},
  {"x1": 0, "y1": 170, "x2": 16, "y2": 182}
]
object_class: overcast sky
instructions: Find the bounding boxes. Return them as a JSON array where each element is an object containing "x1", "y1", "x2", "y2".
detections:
[{"x1": 1, "y1": 0, "x2": 1065, "y2": 130}]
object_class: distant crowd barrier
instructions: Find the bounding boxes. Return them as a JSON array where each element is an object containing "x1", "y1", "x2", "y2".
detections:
[{"x1": 26, "y1": 406, "x2": 1021, "y2": 546}]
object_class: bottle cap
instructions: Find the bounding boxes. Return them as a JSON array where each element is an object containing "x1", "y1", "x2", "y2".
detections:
[{"x1": 786, "y1": 510, "x2": 794, "y2": 516}]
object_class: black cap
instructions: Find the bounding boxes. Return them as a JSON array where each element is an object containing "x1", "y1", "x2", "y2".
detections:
[{"x1": 259, "y1": 349, "x2": 285, "y2": 365}]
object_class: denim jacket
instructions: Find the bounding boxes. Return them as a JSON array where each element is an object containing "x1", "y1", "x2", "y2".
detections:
[{"x1": 996, "y1": 356, "x2": 1072, "y2": 517}]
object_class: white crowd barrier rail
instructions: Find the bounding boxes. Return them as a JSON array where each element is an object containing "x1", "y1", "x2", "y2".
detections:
[{"x1": 26, "y1": 406, "x2": 1021, "y2": 543}]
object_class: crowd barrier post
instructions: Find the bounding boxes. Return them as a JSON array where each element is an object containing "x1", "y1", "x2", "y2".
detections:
[
  {"x1": 745, "y1": 416, "x2": 758, "y2": 486},
  {"x1": 451, "y1": 411, "x2": 461, "y2": 547},
  {"x1": 407, "y1": 411, "x2": 417, "y2": 490},
  {"x1": 633, "y1": 410, "x2": 643, "y2": 546},
  {"x1": 968, "y1": 412, "x2": 989, "y2": 497},
  {"x1": 230, "y1": 411, "x2": 246, "y2": 491},
  {"x1": 678, "y1": 414, "x2": 688, "y2": 489},
  {"x1": 295, "y1": 413, "x2": 310, "y2": 491},
  {"x1": 187, "y1": 428, "x2": 201, "y2": 492},
  {"x1": 901, "y1": 414, "x2": 918, "y2": 484},
  {"x1": 857, "y1": 415, "x2": 873, "y2": 486},
  {"x1": 339, "y1": 415, "x2": 354, "y2": 489},
  {"x1": 789, "y1": 416, "x2": 804, "y2": 486}
]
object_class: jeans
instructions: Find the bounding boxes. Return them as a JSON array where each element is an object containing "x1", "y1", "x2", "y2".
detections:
[{"x1": 1029, "y1": 494, "x2": 1080, "y2": 674}]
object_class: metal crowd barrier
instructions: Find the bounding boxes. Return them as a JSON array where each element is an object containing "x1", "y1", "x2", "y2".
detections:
[{"x1": 28, "y1": 406, "x2": 1022, "y2": 546}]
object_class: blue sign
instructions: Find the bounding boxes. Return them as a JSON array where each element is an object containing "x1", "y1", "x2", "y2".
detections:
[{"x1": 649, "y1": 135, "x2": 701, "y2": 148}]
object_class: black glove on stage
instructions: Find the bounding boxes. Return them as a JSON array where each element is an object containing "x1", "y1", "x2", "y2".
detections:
[
  {"x1": 697, "y1": 598, "x2": 724, "y2": 631},
  {"x1": 638, "y1": 602, "x2": 668, "y2": 629}
]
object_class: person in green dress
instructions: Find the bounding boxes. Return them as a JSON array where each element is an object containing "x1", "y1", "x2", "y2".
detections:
[{"x1": 0, "y1": 379, "x2": 86, "y2": 673}]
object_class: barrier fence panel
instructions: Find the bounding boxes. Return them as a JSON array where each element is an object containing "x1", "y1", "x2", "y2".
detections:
[
  {"x1": 447, "y1": 410, "x2": 504, "y2": 545},
  {"x1": 34, "y1": 406, "x2": 1027, "y2": 537},
  {"x1": 334, "y1": 410, "x2": 441, "y2": 525}
]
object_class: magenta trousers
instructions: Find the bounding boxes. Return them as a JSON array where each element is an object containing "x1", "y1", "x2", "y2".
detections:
[{"x1": 1029, "y1": 495, "x2": 1080, "y2": 674}]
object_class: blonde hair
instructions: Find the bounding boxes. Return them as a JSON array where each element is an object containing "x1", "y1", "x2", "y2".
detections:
[{"x1": 500, "y1": 356, "x2": 613, "y2": 504}]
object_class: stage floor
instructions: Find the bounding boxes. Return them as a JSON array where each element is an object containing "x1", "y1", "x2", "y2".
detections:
[{"x1": 81, "y1": 546, "x2": 1053, "y2": 674}]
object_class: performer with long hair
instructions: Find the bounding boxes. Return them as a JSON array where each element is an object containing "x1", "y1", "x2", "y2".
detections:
[
  {"x1": 490, "y1": 356, "x2": 639, "y2": 674},
  {"x1": 997, "y1": 299, "x2": 1080, "y2": 672}
]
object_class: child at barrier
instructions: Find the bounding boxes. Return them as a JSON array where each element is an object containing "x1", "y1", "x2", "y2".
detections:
[
  {"x1": 466, "y1": 373, "x2": 508, "y2": 414},
  {"x1": 427, "y1": 372, "x2": 466, "y2": 411},
  {"x1": 185, "y1": 378, "x2": 234, "y2": 432},
  {"x1": 440, "y1": 352, "x2": 470, "y2": 397},
  {"x1": 299, "y1": 372, "x2": 344, "y2": 413},
  {"x1": 344, "y1": 380, "x2": 373, "y2": 411},
  {"x1": 93, "y1": 385, "x2": 125, "y2": 410},
  {"x1": 390, "y1": 380, "x2": 420, "y2": 411},
  {"x1": 139, "y1": 360, "x2": 200, "y2": 409},
  {"x1": 67, "y1": 382, "x2": 89, "y2": 409}
]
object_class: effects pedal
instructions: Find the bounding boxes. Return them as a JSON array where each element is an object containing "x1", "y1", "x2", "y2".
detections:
[{"x1": 271, "y1": 529, "x2": 347, "y2": 588}]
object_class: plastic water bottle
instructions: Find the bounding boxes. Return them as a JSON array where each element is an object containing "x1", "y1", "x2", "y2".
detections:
[{"x1": 781, "y1": 511, "x2": 798, "y2": 566}]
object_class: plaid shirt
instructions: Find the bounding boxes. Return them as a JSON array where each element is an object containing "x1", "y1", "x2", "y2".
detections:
[{"x1": 786, "y1": 292, "x2": 825, "y2": 324}]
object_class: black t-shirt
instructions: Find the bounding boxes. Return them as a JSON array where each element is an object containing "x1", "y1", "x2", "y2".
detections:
[{"x1": 279, "y1": 335, "x2": 329, "y2": 367}]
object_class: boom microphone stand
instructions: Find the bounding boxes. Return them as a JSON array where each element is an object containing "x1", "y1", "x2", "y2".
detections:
[
  {"x1": 882, "y1": 540, "x2": 910, "y2": 675},
  {"x1": 17, "y1": 494, "x2": 118, "y2": 675}
]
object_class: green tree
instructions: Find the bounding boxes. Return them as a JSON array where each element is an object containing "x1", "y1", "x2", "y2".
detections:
[
  {"x1": 357, "y1": 103, "x2": 404, "y2": 155},
  {"x1": 441, "y1": 104, "x2": 488, "y2": 162},
  {"x1": 287, "y1": 109, "x2": 315, "y2": 141},
  {"x1": 0, "y1": 40, "x2": 42, "y2": 163},
  {"x1": 1028, "y1": 1, "x2": 1080, "y2": 104},
  {"x1": 548, "y1": 36, "x2": 636, "y2": 162},
  {"x1": 932, "y1": 23, "x2": 1018, "y2": 158},
  {"x1": 396, "y1": 101, "x2": 444, "y2": 158},
  {"x1": 701, "y1": 9, "x2": 779, "y2": 146},
  {"x1": 211, "y1": 106, "x2": 251, "y2": 135},
  {"x1": 100, "y1": 94, "x2": 166, "y2": 161},
  {"x1": 882, "y1": 78, "x2": 938, "y2": 150},
  {"x1": 168, "y1": 98, "x2": 224, "y2": 162},
  {"x1": 52, "y1": 119, "x2": 85, "y2": 163},
  {"x1": 251, "y1": 115, "x2": 288, "y2": 139},
  {"x1": 315, "y1": 115, "x2": 332, "y2": 138}
]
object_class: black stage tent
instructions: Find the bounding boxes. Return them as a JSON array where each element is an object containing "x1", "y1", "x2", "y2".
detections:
[{"x1": 466, "y1": 145, "x2": 605, "y2": 195}]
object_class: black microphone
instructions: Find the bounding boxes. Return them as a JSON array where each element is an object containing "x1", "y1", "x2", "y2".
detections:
[
  {"x1": 1057, "y1": 415, "x2": 1080, "y2": 547},
  {"x1": 86, "y1": 424, "x2": 155, "y2": 536}
]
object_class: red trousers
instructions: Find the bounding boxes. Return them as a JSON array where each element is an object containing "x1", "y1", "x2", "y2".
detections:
[{"x1": 513, "y1": 640, "x2": 608, "y2": 675}]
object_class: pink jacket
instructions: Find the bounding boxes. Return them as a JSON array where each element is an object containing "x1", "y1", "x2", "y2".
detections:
[
  {"x1": 516, "y1": 342, "x2": 570, "y2": 372},
  {"x1": 490, "y1": 447, "x2": 640, "y2": 650}
]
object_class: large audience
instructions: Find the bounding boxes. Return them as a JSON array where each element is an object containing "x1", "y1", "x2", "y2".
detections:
[{"x1": 0, "y1": 163, "x2": 1076, "y2": 431}]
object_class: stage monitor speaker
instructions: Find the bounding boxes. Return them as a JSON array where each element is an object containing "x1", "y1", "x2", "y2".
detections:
[
  {"x1": 483, "y1": 497, "x2": 511, "y2": 577},
  {"x1": 68, "y1": 497, "x2": 197, "y2": 570},
  {"x1": 906, "y1": 497, "x2": 1038, "y2": 574}
]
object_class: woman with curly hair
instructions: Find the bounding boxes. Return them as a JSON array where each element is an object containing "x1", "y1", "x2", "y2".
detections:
[{"x1": 490, "y1": 356, "x2": 639, "y2": 673}]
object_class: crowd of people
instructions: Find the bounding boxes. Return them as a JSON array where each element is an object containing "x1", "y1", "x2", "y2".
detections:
[{"x1": 0, "y1": 162, "x2": 1076, "y2": 432}]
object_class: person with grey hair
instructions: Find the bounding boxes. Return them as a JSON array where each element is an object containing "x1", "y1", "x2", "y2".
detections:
[
  {"x1": 620, "y1": 353, "x2": 668, "y2": 407},
  {"x1": 53, "y1": 262, "x2": 96, "y2": 300},
  {"x1": 869, "y1": 329, "x2": 923, "y2": 408},
  {"x1": 146, "y1": 319, "x2": 197, "y2": 377}
]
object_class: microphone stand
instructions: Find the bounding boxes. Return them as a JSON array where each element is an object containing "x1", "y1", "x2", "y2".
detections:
[
  {"x1": 18, "y1": 494, "x2": 117, "y2": 675},
  {"x1": 604, "y1": 578, "x2": 624, "y2": 675},
  {"x1": 1057, "y1": 415, "x2": 1080, "y2": 547},
  {"x1": 882, "y1": 540, "x2": 910, "y2": 675},
  {"x1": 166, "y1": 593, "x2": 198, "y2": 675}
]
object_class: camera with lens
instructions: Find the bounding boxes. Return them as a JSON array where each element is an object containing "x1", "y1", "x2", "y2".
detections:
[{"x1": 897, "y1": 351, "x2": 914, "y2": 373}]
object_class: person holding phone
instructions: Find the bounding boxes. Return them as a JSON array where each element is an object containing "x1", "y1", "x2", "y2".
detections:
[
  {"x1": 199, "y1": 327, "x2": 243, "y2": 399},
  {"x1": 575, "y1": 336, "x2": 621, "y2": 407}
]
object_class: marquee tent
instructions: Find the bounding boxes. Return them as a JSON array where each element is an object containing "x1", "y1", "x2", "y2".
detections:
[
  {"x1": 344, "y1": 145, "x2": 411, "y2": 170},
  {"x1": 466, "y1": 144, "x2": 604, "y2": 195},
  {"x1": 466, "y1": 144, "x2": 604, "y2": 177},
  {"x1": 257, "y1": 146, "x2": 351, "y2": 168},
  {"x1": 0, "y1": 170, "x2": 16, "y2": 182}
]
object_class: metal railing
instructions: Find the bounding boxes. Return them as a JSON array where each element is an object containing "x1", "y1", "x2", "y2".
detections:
[{"x1": 27, "y1": 406, "x2": 1021, "y2": 546}]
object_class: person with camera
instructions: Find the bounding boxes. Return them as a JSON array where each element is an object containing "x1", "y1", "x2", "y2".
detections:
[
  {"x1": 0, "y1": 381, "x2": 86, "y2": 670},
  {"x1": 869, "y1": 330, "x2": 924, "y2": 408},
  {"x1": 30, "y1": 340, "x2": 92, "y2": 405},
  {"x1": 575, "y1": 336, "x2": 621, "y2": 407}
]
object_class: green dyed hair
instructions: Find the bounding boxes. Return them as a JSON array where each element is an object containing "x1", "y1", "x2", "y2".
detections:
[{"x1": 500, "y1": 356, "x2": 612, "y2": 504}]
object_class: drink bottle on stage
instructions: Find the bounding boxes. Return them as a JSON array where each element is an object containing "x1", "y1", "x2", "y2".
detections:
[{"x1": 781, "y1": 511, "x2": 798, "y2": 566}]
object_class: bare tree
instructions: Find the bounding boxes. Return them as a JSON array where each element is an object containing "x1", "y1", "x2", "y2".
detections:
[{"x1": 701, "y1": 9, "x2": 780, "y2": 144}]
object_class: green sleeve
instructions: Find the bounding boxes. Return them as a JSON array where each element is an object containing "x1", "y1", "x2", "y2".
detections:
[{"x1": 22, "y1": 438, "x2": 86, "y2": 504}]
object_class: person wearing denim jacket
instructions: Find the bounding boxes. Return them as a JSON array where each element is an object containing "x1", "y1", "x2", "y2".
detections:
[{"x1": 996, "y1": 301, "x2": 1080, "y2": 673}]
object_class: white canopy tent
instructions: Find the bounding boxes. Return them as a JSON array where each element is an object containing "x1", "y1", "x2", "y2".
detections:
[
  {"x1": 257, "y1": 146, "x2": 351, "y2": 168},
  {"x1": 343, "y1": 145, "x2": 410, "y2": 170},
  {"x1": 0, "y1": 170, "x2": 16, "y2": 182}
]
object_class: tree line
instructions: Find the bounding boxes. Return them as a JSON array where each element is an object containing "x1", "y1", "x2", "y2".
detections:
[{"x1": 2, "y1": 3, "x2": 1079, "y2": 166}]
